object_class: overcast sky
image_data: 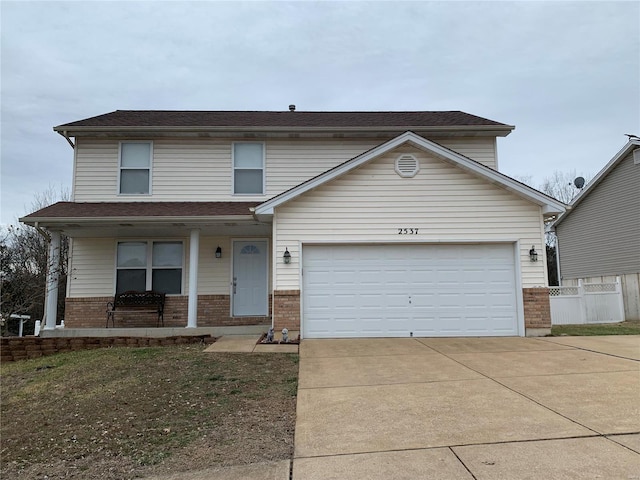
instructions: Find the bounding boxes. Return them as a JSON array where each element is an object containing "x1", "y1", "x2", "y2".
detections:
[{"x1": 1, "y1": 0, "x2": 638, "y2": 226}]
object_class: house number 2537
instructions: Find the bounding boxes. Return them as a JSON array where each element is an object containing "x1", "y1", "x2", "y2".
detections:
[{"x1": 398, "y1": 228, "x2": 419, "y2": 235}]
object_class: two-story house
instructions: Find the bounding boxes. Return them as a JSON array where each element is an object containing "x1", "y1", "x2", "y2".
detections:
[{"x1": 21, "y1": 109, "x2": 565, "y2": 337}]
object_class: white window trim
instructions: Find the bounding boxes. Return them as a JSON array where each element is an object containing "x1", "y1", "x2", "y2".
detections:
[
  {"x1": 232, "y1": 141, "x2": 266, "y2": 195},
  {"x1": 633, "y1": 148, "x2": 640, "y2": 165},
  {"x1": 118, "y1": 140, "x2": 153, "y2": 196},
  {"x1": 114, "y1": 239, "x2": 185, "y2": 295}
]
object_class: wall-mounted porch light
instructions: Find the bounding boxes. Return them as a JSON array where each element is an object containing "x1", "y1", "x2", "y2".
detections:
[
  {"x1": 215, "y1": 246, "x2": 222, "y2": 258},
  {"x1": 283, "y1": 247, "x2": 291, "y2": 264},
  {"x1": 529, "y1": 245, "x2": 538, "y2": 262}
]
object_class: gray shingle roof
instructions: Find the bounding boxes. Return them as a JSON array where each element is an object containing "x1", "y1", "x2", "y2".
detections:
[
  {"x1": 21, "y1": 202, "x2": 258, "y2": 220},
  {"x1": 55, "y1": 110, "x2": 511, "y2": 130}
]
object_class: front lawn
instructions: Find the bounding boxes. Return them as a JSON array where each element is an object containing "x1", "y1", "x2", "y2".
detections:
[
  {"x1": 1, "y1": 345, "x2": 299, "y2": 479},
  {"x1": 551, "y1": 321, "x2": 640, "y2": 336}
]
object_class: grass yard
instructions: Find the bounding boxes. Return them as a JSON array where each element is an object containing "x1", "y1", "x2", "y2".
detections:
[
  {"x1": 0, "y1": 344, "x2": 299, "y2": 479},
  {"x1": 551, "y1": 320, "x2": 640, "y2": 336}
]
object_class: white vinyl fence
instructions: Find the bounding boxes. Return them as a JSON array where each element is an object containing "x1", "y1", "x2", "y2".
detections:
[{"x1": 549, "y1": 277, "x2": 625, "y2": 325}]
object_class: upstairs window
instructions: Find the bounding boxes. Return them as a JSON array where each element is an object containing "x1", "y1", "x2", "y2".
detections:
[
  {"x1": 119, "y1": 142, "x2": 152, "y2": 194},
  {"x1": 116, "y1": 241, "x2": 183, "y2": 294},
  {"x1": 233, "y1": 142, "x2": 264, "y2": 194}
]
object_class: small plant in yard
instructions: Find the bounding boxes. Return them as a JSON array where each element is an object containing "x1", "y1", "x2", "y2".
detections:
[{"x1": 1, "y1": 345, "x2": 299, "y2": 479}]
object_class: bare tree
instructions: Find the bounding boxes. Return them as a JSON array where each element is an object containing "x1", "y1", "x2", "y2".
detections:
[
  {"x1": 1, "y1": 185, "x2": 70, "y2": 335},
  {"x1": 538, "y1": 171, "x2": 591, "y2": 285},
  {"x1": 510, "y1": 171, "x2": 591, "y2": 286},
  {"x1": 539, "y1": 170, "x2": 587, "y2": 204}
]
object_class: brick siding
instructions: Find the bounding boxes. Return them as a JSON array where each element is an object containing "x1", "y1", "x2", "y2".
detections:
[
  {"x1": 273, "y1": 290, "x2": 300, "y2": 330},
  {"x1": 63, "y1": 288, "x2": 548, "y2": 334},
  {"x1": 522, "y1": 287, "x2": 551, "y2": 329},
  {"x1": 64, "y1": 295, "x2": 270, "y2": 328}
]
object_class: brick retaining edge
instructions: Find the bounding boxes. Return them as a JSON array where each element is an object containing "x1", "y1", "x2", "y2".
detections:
[{"x1": 0, "y1": 335, "x2": 216, "y2": 363}]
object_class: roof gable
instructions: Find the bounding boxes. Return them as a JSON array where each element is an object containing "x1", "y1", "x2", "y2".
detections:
[
  {"x1": 254, "y1": 131, "x2": 565, "y2": 218},
  {"x1": 554, "y1": 139, "x2": 640, "y2": 227}
]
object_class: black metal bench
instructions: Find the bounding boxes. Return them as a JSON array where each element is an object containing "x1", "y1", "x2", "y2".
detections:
[{"x1": 106, "y1": 291, "x2": 166, "y2": 328}]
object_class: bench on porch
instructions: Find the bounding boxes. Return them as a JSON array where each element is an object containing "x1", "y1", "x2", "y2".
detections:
[{"x1": 106, "y1": 291, "x2": 166, "y2": 328}]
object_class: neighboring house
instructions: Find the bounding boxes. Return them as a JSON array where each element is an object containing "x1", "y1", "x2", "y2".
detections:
[
  {"x1": 21, "y1": 109, "x2": 565, "y2": 338},
  {"x1": 554, "y1": 139, "x2": 640, "y2": 321}
]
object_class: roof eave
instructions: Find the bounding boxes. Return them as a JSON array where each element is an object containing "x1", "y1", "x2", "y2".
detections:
[
  {"x1": 54, "y1": 124, "x2": 515, "y2": 137},
  {"x1": 20, "y1": 214, "x2": 255, "y2": 226}
]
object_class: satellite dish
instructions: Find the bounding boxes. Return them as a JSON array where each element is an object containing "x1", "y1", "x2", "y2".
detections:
[{"x1": 574, "y1": 177, "x2": 585, "y2": 189}]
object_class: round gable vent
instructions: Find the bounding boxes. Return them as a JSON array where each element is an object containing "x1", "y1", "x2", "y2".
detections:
[{"x1": 395, "y1": 154, "x2": 419, "y2": 178}]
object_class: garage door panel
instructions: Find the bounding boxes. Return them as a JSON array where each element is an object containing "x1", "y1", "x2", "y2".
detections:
[{"x1": 302, "y1": 244, "x2": 519, "y2": 338}]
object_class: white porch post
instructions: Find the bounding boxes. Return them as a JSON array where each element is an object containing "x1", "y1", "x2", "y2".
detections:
[
  {"x1": 187, "y1": 229, "x2": 200, "y2": 328},
  {"x1": 44, "y1": 231, "x2": 61, "y2": 330}
]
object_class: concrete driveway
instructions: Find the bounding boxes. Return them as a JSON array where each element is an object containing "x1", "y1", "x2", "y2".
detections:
[{"x1": 293, "y1": 336, "x2": 640, "y2": 479}]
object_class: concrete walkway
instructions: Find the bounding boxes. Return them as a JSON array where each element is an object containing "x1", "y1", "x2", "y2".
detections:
[
  {"x1": 293, "y1": 336, "x2": 640, "y2": 479},
  {"x1": 203, "y1": 333, "x2": 299, "y2": 353}
]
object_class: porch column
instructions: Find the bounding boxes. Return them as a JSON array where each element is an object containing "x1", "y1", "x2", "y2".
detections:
[
  {"x1": 44, "y1": 231, "x2": 61, "y2": 330},
  {"x1": 187, "y1": 229, "x2": 200, "y2": 328}
]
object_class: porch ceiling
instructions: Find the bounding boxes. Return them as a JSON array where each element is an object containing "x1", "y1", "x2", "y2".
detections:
[{"x1": 49, "y1": 220, "x2": 272, "y2": 238}]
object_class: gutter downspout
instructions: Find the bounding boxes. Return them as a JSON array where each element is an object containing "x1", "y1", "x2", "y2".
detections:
[
  {"x1": 249, "y1": 207, "x2": 259, "y2": 223},
  {"x1": 57, "y1": 130, "x2": 75, "y2": 149},
  {"x1": 33, "y1": 221, "x2": 51, "y2": 242},
  {"x1": 553, "y1": 227, "x2": 562, "y2": 286}
]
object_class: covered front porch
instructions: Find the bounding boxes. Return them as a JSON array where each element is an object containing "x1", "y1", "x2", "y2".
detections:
[{"x1": 20, "y1": 201, "x2": 278, "y2": 334}]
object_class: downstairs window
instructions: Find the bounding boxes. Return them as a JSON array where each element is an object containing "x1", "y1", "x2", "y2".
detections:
[{"x1": 116, "y1": 241, "x2": 183, "y2": 294}]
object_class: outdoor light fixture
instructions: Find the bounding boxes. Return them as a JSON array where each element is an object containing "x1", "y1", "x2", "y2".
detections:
[
  {"x1": 283, "y1": 247, "x2": 291, "y2": 264},
  {"x1": 529, "y1": 245, "x2": 538, "y2": 262},
  {"x1": 215, "y1": 246, "x2": 222, "y2": 258}
]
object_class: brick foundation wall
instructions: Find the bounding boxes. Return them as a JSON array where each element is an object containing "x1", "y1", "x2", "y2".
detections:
[
  {"x1": 273, "y1": 290, "x2": 300, "y2": 330},
  {"x1": 0, "y1": 335, "x2": 215, "y2": 363},
  {"x1": 65, "y1": 295, "x2": 270, "y2": 328},
  {"x1": 65, "y1": 297, "x2": 113, "y2": 328},
  {"x1": 523, "y1": 287, "x2": 551, "y2": 330}
]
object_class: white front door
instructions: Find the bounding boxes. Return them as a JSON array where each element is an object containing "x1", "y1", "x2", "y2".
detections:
[{"x1": 232, "y1": 240, "x2": 268, "y2": 316}]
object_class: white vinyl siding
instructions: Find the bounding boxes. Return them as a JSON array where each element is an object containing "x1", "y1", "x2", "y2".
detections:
[
  {"x1": 68, "y1": 238, "x2": 116, "y2": 297},
  {"x1": 197, "y1": 237, "x2": 232, "y2": 294},
  {"x1": 275, "y1": 145, "x2": 546, "y2": 290},
  {"x1": 73, "y1": 139, "x2": 120, "y2": 199},
  {"x1": 438, "y1": 137, "x2": 497, "y2": 169},
  {"x1": 73, "y1": 137, "x2": 499, "y2": 202},
  {"x1": 67, "y1": 235, "x2": 272, "y2": 297}
]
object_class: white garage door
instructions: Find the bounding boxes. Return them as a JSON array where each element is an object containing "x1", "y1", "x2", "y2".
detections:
[{"x1": 302, "y1": 244, "x2": 519, "y2": 338}]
